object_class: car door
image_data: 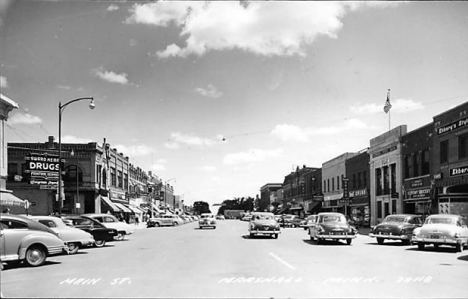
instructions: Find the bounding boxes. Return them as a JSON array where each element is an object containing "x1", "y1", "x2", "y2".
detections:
[{"x1": 0, "y1": 219, "x2": 30, "y2": 260}]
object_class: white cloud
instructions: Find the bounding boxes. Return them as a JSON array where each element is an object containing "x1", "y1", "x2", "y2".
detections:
[
  {"x1": 8, "y1": 112, "x2": 42, "y2": 125},
  {"x1": 195, "y1": 84, "x2": 223, "y2": 98},
  {"x1": 62, "y1": 135, "x2": 93, "y2": 143},
  {"x1": 223, "y1": 148, "x2": 283, "y2": 165},
  {"x1": 350, "y1": 98, "x2": 424, "y2": 115},
  {"x1": 114, "y1": 144, "x2": 154, "y2": 157},
  {"x1": 107, "y1": 4, "x2": 119, "y2": 12},
  {"x1": 271, "y1": 119, "x2": 371, "y2": 142},
  {"x1": 151, "y1": 164, "x2": 166, "y2": 171},
  {"x1": 92, "y1": 67, "x2": 129, "y2": 85},
  {"x1": 167, "y1": 132, "x2": 218, "y2": 148},
  {"x1": 199, "y1": 165, "x2": 216, "y2": 172},
  {"x1": 125, "y1": 2, "x2": 393, "y2": 58},
  {"x1": 0, "y1": 76, "x2": 8, "y2": 88}
]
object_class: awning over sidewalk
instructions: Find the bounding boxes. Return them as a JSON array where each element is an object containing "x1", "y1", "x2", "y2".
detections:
[
  {"x1": 114, "y1": 202, "x2": 132, "y2": 213},
  {"x1": 0, "y1": 191, "x2": 26, "y2": 207},
  {"x1": 98, "y1": 195, "x2": 121, "y2": 212},
  {"x1": 126, "y1": 204, "x2": 143, "y2": 214}
]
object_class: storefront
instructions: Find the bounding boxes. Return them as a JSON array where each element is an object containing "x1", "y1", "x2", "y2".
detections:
[
  {"x1": 348, "y1": 189, "x2": 370, "y2": 227},
  {"x1": 403, "y1": 176, "x2": 432, "y2": 220}
]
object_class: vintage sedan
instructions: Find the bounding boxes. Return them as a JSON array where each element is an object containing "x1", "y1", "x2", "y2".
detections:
[
  {"x1": 369, "y1": 214, "x2": 422, "y2": 245},
  {"x1": 0, "y1": 214, "x2": 68, "y2": 267},
  {"x1": 147, "y1": 214, "x2": 184, "y2": 227},
  {"x1": 29, "y1": 216, "x2": 94, "y2": 254},
  {"x1": 62, "y1": 215, "x2": 117, "y2": 247},
  {"x1": 199, "y1": 213, "x2": 217, "y2": 229},
  {"x1": 412, "y1": 214, "x2": 468, "y2": 252},
  {"x1": 309, "y1": 212, "x2": 358, "y2": 245},
  {"x1": 82, "y1": 213, "x2": 135, "y2": 240},
  {"x1": 249, "y1": 212, "x2": 281, "y2": 239}
]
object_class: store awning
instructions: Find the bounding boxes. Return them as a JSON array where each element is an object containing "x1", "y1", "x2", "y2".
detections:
[
  {"x1": 99, "y1": 195, "x2": 121, "y2": 212},
  {"x1": 126, "y1": 204, "x2": 143, "y2": 214},
  {"x1": 0, "y1": 191, "x2": 26, "y2": 207},
  {"x1": 114, "y1": 202, "x2": 132, "y2": 213}
]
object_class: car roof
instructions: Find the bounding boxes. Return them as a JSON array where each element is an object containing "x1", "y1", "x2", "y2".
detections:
[
  {"x1": 385, "y1": 214, "x2": 420, "y2": 217},
  {"x1": 427, "y1": 214, "x2": 461, "y2": 219},
  {"x1": 0, "y1": 213, "x2": 58, "y2": 235},
  {"x1": 252, "y1": 212, "x2": 274, "y2": 215},
  {"x1": 318, "y1": 212, "x2": 344, "y2": 216}
]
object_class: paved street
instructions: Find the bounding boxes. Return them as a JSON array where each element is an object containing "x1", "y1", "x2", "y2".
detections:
[{"x1": 1, "y1": 220, "x2": 468, "y2": 298}]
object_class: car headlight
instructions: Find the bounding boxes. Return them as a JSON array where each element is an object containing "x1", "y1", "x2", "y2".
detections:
[
  {"x1": 454, "y1": 232, "x2": 460, "y2": 238},
  {"x1": 317, "y1": 226, "x2": 325, "y2": 234},
  {"x1": 250, "y1": 223, "x2": 255, "y2": 229}
]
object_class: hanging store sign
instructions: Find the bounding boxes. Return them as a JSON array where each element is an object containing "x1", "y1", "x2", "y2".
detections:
[
  {"x1": 25, "y1": 153, "x2": 63, "y2": 185},
  {"x1": 406, "y1": 188, "x2": 431, "y2": 199}
]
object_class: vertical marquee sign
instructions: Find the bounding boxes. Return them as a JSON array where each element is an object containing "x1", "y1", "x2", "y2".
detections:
[{"x1": 25, "y1": 153, "x2": 63, "y2": 189}]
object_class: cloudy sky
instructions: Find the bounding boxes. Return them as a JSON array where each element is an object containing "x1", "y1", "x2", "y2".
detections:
[{"x1": 1, "y1": 1, "x2": 467, "y2": 207}]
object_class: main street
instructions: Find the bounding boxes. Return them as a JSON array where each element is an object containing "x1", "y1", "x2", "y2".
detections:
[{"x1": 1, "y1": 219, "x2": 467, "y2": 298}]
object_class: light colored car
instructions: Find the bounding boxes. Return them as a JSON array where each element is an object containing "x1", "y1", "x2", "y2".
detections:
[
  {"x1": 29, "y1": 216, "x2": 94, "y2": 254},
  {"x1": 369, "y1": 214, "x2": 422, "y2": 245},
  {"x1": 82, "y1": 213, "x2": 135, "y2": 240},
  {"x1": 309, "y1": 212, "x2": 358, "y2": 245},
  {"x1": 147, "y1": 214, "x2": 184, "y2": 227},
  {"x1": 0, "y1": 214, "x2": 68, "y2": 267},
  {"x1": 199, "y1": 213, "x2": 216, "y2": 229},
  {"x1": 301, "y1": 215, "x2": 318, "y2": 230},
  {"x1": 412, "y1": 214, "x2": 468, "y2": 252},
  {"x1": 249, "y1": 212, "x2": 281, "y2": 239}
]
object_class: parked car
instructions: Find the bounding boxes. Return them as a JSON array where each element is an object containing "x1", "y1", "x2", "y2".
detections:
[
  {"x1": 301, "y1": 215, "x2": 318, "y2": 230},
  {"x1": 61, "y1": 215, "x2": 118, "y2": 247},
  {"x1": 241, "y1": 214, "x2": 252, "y2": 222},
  {"x1": 369, "y1": 214, "x2": 422, "y2": 245},
  {"x1": 0, "y1": 214, "x2": 68, "y2": 267},
  {"x1": 216, "y1": 215, "x2": 225, "y2": 220},
  {"x1": 82, "y1": 213, "x2": 135, "y2": 240},
  {"x1": 29, "y1": 216, "x2": 94, "y2": 254},
  {"x1": 309, "y1": 212, "x2": 358, "y2": 245},
  {"x1": 199, "y1": 213, "x2": 216, "y2": 229},
  {"x1": 412, "y1": 214, "x2": 468, "y2": 252},
  {"x1": 249, "y1": 212, "x2": 281, "y2": 239},
  {"x1": 147, "y1": 214, "x2": 184, "y2": 227}
]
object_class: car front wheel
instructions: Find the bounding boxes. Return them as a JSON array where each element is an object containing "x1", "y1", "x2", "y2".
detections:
[
  {"x1": 94, "y1": 240, "x2": 106, "y2": 248},
  {"x1": 417, "y1": 242, "x2": 425, "y2": 251},
  {"x1": 115, "y1": 232, "x2": 125, "y2": 241},
  {"x1": 346, "y1": 239, "x2": 352, "y2": 245},
  {"x1": 25, "y1": 245, "x2": 47, "y2": 267},
  {"x1": 67, "y1": 242, "x2": 80, "y2": 255}
]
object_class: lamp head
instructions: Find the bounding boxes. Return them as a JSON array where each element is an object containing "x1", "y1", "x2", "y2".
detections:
[{"x1": 89, "y1": 98, "x2": 95, "y2": 110}]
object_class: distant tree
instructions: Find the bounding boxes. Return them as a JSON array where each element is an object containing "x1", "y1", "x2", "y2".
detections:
[{"x1": 193, "y1": 201, "x2": 211, "y2": 215}]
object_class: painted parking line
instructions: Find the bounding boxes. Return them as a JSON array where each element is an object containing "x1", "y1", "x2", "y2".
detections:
[{"x1": 269, "y1": 252, "x2": 295, "y2": 270}]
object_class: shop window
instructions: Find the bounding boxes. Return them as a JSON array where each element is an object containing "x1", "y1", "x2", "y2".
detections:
[
  {"x1": 459, "y1": 133, "x2": 468, "y2": 159},
  {"x1": 440, "y1": 140, "x2": 449, "y2": 164}
]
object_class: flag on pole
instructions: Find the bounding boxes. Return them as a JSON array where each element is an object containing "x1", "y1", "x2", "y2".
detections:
[{"x1": 384, "y1": 89, "x2": 392, "y2": 113}]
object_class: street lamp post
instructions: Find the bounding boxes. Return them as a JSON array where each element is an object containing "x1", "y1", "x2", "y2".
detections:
[
  {"x1": 70, "y1": 149, "x2": 79, "y2": 215},
  {"x1": 58, "y1": 97, "x2": 94, "y2": 216}
]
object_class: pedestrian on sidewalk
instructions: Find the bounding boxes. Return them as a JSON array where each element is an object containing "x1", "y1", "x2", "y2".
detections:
[{"x1": 135, "y1": 216, "x2": 139, "y2": 226}]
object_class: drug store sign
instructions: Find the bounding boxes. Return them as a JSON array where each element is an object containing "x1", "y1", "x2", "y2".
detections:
[{"x1": 25, "y1": 153, "x2": 63, "y2": 186}]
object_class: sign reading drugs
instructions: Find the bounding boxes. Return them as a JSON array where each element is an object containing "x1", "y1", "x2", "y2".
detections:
[{"x1": 25, "y1": 153, "x2": 63, "y2": 185}]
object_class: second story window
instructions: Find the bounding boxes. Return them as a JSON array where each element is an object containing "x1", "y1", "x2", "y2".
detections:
[
  {"x1": 459, "y1": 133, "x2": 468, "y2": 159},
  {"x1": 111, "y1": 167, "x2": 116, "y2": 186},
  {"x1": 440, "y1": 140, "x2": 449, "y2": 164}
]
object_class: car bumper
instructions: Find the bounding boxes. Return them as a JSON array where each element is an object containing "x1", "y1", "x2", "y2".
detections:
[
  {"x1": 369, "y1": 233, "x2": 410, "y2": 240},
  {"x1": 412, "y1": 236, "x2": 463, "y2": 245},
  {"x1": 317, "y1": 234, "x2": 356, "y2": 239},
  {"x1": 250, "y1": 230, "x2": 280, "y2": 235},
  {"x1": 199, "y1": 223, "x2": 216, "y2": 227}
]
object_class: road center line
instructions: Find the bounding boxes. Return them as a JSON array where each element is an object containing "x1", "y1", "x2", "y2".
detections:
[{"x1": 269, "y1": 252, "x2": 295, "y2": 270}]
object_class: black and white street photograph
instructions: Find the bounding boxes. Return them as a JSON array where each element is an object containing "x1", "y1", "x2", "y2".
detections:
[{"x1": 1, "y1": 1, "x2": 468, "y2": 298}]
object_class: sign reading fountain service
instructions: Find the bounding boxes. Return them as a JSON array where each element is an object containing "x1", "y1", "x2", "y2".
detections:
[{"x1": 25, "y1": 153, "x2": 63, "y2": 188}]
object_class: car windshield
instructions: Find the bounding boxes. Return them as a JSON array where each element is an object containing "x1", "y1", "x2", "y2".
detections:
[
  {"x1": 319, "y1": 215, "x2": 346, "y2": 223},
  {"x1": 425, "y1": 217, "x2": 456, "y2": 225},
  {"x1": 283, "y1": 215, "x2": 293, "y2": 219},
  {"x1": 66, "y1": 218, "x2": 93, "y2": 226},
  {"x1": 253, "y1": 214, "x2": 273, "y2": 220},
  {"x1": 200, "y1": 215, "x2": 213, "y2": 219},
  {"x1": 384, "y1": 216, "x2": 407, "y2": 223}
]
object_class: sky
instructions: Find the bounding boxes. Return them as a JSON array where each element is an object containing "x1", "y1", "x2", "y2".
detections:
[{"x1": 1, "y1": 1, "x2": 468, "y2": 208}]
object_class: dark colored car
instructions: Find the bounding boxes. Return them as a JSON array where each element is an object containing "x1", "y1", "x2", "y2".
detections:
[
  {"x1": 369, "y1": 214, "x2": 423, "y2": 245},
  {"x1": 309, "y1": 212, "x2": 358, "y2": 245},
  {"x1": 62, "y1": 215, "x2": 118, "y2": 247},
  {"x1": 281, "y1": 215, "x2": 303, "y2": 228},
  {"x1": 249, "y1": 212, "x2": 281, "y2": 239}
]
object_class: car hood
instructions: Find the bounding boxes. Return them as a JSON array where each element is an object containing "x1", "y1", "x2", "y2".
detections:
[{"x1": 251, "y1": 220, "x2": 278, "y2": 226}]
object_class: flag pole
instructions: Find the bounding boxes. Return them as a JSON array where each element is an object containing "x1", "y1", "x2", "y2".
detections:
[{"x1": 388, "y1": 89, "x2": 391, "y2": 131}]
